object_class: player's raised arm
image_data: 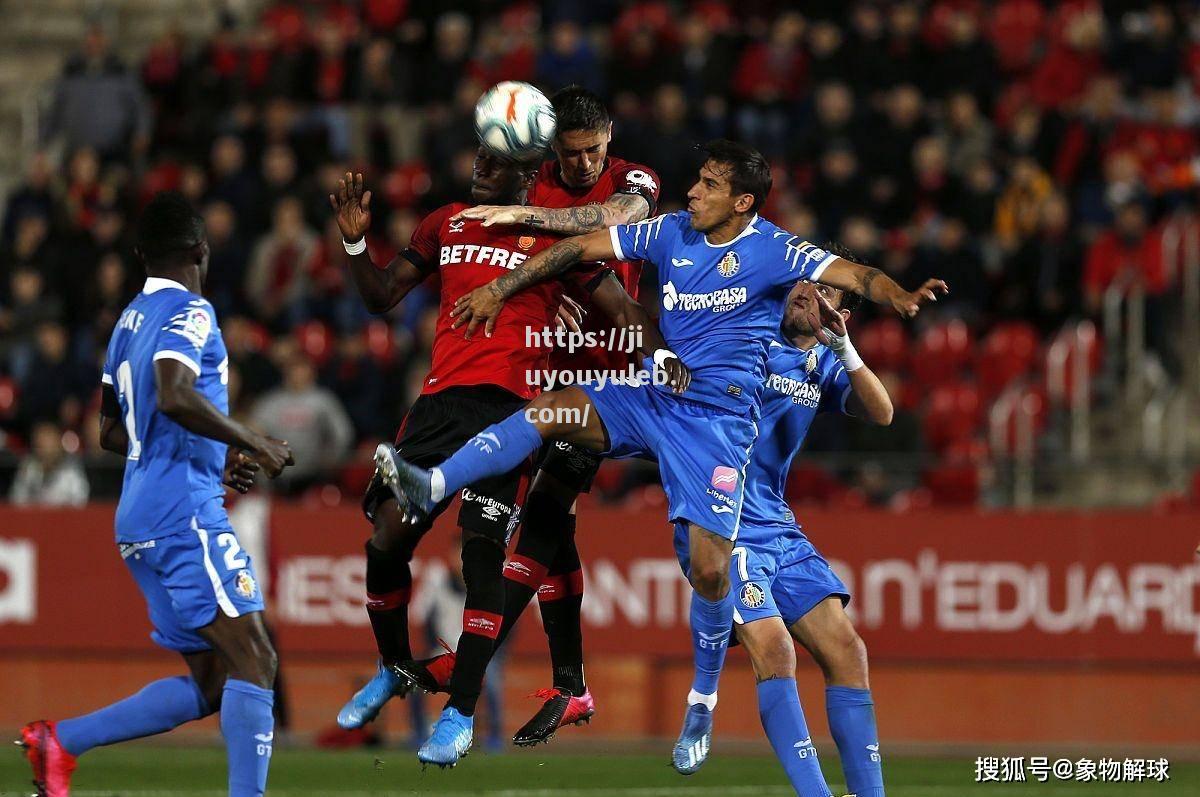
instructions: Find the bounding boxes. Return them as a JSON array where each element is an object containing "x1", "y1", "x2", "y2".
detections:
[
  {"x1": 813, "y1": 288, "x2": 893, "y2": 425},
  {"x1": 450, "y1": 191, "x2": 652, "y2": 234},
  {"x1": 817, "y1": 256, "x2": 949, "y2": 319},
  {"x1": 450, "y1": 227, "x2": 616, "y2": 338},
  {"x1": 331, "y1": 172, "x2": 426, "y2": 314},
  {"x1": 154, "y1": 358, "x2": 294, "y2": 478}
]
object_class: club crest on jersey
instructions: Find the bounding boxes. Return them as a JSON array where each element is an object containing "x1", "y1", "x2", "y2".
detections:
[
  {"x1": 711, "y1": 466, "x2": 738, "y2": 493},
  {"x1": 716, "y1": 251, "x2": 740, "y2": 278},
  {"x1": 805, "y1": 349, "x2": 818, "y2": 374},
  {"x1": 235, "y1": 569, "x2": 257, "y2": 599},
  {"x1": 518, "y1": 235, "x2": 536, "y2": 250},
  {"x1": 740, "y1": 582, "x2": 766, "y2": 609}
]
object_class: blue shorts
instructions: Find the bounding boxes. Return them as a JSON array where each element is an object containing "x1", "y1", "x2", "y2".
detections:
[
  {"x1": 121, "y1": 519, "x2": 264, "y2": 653},
  {"x1": 582, "y1": 380, "x2": 756, "y2": 540},
  {"x1": 673, "y1": 521, "x2": 849, "y2": 627}
]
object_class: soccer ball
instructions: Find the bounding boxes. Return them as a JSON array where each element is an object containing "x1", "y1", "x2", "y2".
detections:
[{"x1": 474, "y1": 81, "x2": 556, "y2": 161}]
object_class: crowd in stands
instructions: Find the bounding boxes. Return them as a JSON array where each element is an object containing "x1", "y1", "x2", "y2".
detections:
[{"x1": 2, "y1": 0, "x2": 1198, "y2": 507}]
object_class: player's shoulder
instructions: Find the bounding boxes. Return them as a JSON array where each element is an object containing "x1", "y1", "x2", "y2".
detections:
[
  {"x1": 605, "y1": 155, "x2": 660, "y2": 184},
  {"x1": 419, "y1": 203, "x2": 465, "y2": 230},
  {"x1": 161, "y1": 293, "x2": 219, "y2": 349}
]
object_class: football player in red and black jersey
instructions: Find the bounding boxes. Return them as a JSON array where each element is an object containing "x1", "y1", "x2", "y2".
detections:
[
  {"x1": 443, "y1": 87, "x2": 662, "y2": 745},
  {"x1": 329, "y1": 142, "x2": 674, "y2": 767}
]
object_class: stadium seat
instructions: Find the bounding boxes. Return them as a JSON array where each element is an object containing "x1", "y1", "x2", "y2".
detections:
[
  {"x1": 911, "y1": 320, "x2": 974, "y2": 388},
  {"x1": 977, "y1": 321, "x2": 1040, "y2": 400},
  {"x1": 0, "y1": 376, "x2": 18, "y2": 421},
  {"x1": 856, "y1": 318, "x2": 909, "y2": 373},
  {"x1": 785, "y1": 462, "x2": 843, "y2": 505},
  {"x1": 923, "y1": 461, "x2": 981, "y2": 505},
  {"x1": 922, "y1": 381, "x2": 982, "y2": 453},
  {"x1": 295, "y1": 320, "x2": 335, "y2": 366},
  {"x1": 363, "y1": 319, "x2": 396, "y2": 366},
  {"x1": 990, "y1": 385, "x2": 1049, "y2": 456}
]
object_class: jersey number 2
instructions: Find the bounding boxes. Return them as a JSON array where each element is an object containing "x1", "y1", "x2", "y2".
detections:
[{"x1": 115, "y1": 361, "x2": 142, "y2": 460}]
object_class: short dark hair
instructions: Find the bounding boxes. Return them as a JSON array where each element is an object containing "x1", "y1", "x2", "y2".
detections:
[
  {"x1": 825, "y1": 241, "x2": 864, "y2": 311},
  {"x1": 699, "y1": 139, "x2": 772, "y2": 214},
  {"x1": 550, "y1": 85, "x2": 609, "y2": 134},
  {"x1": 137, "y1": 192, "x2": 205, "y2": 264}
]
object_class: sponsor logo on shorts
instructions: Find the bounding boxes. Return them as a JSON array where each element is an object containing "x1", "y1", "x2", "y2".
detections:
[
  {"x1": 710, "y1": 504, "x2": 734, "y2": 515},
  {"x1": 740, "y1": 582, "x2": 766, "y2": 609},
  {"x1": 706, "y1": 488, "x2": 735, "y2": 507},
  {"x1": 235, "y1": 569, "x2": 257, "y2": 599},
  {"x1": 461, "y1": 487, "x2": 512, "y2": 521},
  {"x1": 711, "y1": 466, "x2": 738, "y2": 493},
  {"x1": 504, "y1": 560, "x2": 533, "y2": 578}
]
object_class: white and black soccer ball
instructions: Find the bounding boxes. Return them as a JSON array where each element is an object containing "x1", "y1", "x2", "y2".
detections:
[{"x1": 474, "y1": 81, "x2": 556, "y2": 161}]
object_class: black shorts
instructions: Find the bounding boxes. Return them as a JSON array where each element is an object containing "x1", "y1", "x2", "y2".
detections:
[
  {"x1": 362, "y1": 385, "x2": 530, "y2": 545},
  {"x1": 535, "y1": 440, "x2": 602, "y2": 494}
]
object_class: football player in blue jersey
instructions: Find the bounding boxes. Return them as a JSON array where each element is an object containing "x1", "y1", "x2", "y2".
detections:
[
  {"x1": 381, "y1": 140, "x2": 946, "y2": 773},
  {"x1": 18, "y1": 193, "x2": 293, "y2": 797},
  {"x1": 675, "y1": 257, "x2": 892, "y2": 795}
]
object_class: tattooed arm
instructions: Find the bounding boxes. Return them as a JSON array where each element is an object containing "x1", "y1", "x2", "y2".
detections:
[
  {"x1": 817, "y1": 256, "x2": 949, "y2": 319},
  {"x1": 449, "y1": 192, "x2": 651, "y2": 234},
  {"x1": 450, "y1": 229, "x2": 615, "y2": 338}
]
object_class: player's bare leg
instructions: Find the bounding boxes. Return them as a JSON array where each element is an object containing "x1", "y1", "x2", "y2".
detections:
[
  {"x1": 337, "y1": 500, "x2": 427, "y2": 729},
  {"x1": 737, "y1": 617, "x2": 837, "y2": 795},
  {"x1": 672, "y1": 523, "x2": 734, "y2": 775},
  {"x1": 379, "y1": 387, "x2": 606, "y2": 517},
  {"x1": 792, "y1": 597, "x2": 885, "y2": 796}
]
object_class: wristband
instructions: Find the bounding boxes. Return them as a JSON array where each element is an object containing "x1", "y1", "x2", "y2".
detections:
[
  {"x1": 343, "y1": 237, "x2": 366, "y2": 255},
  {"x1": 823, "y1": 329, "x2": 864, "y2": 372},
  {"x1": 652, "y1": 348, "x2": 677, "y2": 368}
]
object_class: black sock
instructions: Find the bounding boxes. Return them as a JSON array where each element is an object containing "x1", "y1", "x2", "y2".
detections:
[
  {"x1": 539, "y1": 517, "x2": 586, "y2": 696},
  {"x1": 447, "y1": 536, "x2": 506, "y2": 717},
  {"x1": 364, "y1": 540, "x2": 412, "y2": 665},
  {"x1": 494, "y1": 491, "x2": 569, "y2": 649}
]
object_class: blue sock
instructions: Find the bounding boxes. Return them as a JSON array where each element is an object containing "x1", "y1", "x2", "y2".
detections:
[
  {"x1": 56, "y1": 676, "x2": 209, "y2": 756},
  {"x1": 221, "y1": 679, "x2": 274, "y2": 797},
  {"x1": 438, "y1": 411, "x2": 542, "y2": 497},
  {"x1": 688, "y1": 591, "x2": 732, "y2": 701},
  {"x1": 758, "y1": 678, "x2": 833, "y2": 797},
  {"x1": 827, "y1": 686, "x2": 885, "y2": 797}
]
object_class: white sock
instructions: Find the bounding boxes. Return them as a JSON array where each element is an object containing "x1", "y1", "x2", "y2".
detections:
[
  {"x1": 430, "y1": 467, "x2": 446, "y2": 503},
  {"x1": 688, "y1": 689, "x2": 718, "y2": 711}
]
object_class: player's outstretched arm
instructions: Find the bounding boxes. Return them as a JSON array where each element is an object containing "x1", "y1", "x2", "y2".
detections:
[
  {"x1": 331, "y1": 172, "x2": 425, "y2": 314},
  {"x1": 813, "y1": 290, "x2": 892, "y2": 425},
  {"x1": 817, "y1": 257, "x2": 949, "y2": 318},
  {"x1": 450, "y1": 228, "x2": 616, "y2": 338},
  {"x1": 590, "y1": 273, "x2": 690, "y2": 394},
  {"x1": 450, "y1": 193, "x2": 651, "y2": 234},
  {"x1": 155, "y1": 359, "x2": 294, "y2": 478}
]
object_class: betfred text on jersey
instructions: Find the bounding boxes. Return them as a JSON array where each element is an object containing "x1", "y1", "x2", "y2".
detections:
[{"x1": 439, "y1": 243, "x2": 529, "y2": 270}]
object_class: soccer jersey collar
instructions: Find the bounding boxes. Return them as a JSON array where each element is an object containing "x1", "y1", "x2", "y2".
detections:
[
  {"x1": 703, "y1": 214, "x2": 760, "y2": 248},
  {"x1": 143, "y1": 276, "x2": 189, "y2": 294}
]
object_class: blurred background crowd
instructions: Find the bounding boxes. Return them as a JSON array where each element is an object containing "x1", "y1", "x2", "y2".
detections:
[{"x1": 2, "y1": 0, "x2": 1199, "y2": 509}]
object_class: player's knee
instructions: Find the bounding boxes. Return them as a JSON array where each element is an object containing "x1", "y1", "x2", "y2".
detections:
[
  {"x1": 821, "y1": 626, "x2": 870, "y2": 689},
  {"x1": 461, "y1": 534, "x2": 506, "y2": 589},
  {"x1": 371, "y1": 503, "x2": 422, "y2": 555},
  {"x1": 690, "y1": 563, "x2": 729, "y2": 601},
  {"x1": 743, "y1": 625, "x2": 796, "y2": 682}
]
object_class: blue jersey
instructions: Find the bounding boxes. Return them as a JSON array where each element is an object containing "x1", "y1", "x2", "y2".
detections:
[
  {"x1": 609, "y1": 213, "x2": 836, "y2": 416},
  {"x1": 739, "y1": 337, "x2": 852, "y2": 534},
  {"x1": 102, "y1": 277, "x2": 230, "y2": 542}
]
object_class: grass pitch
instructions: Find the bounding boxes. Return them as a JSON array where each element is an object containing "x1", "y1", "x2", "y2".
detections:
[{"x1": 3, "y1": 746, "x2": 1198, "y2": 796}]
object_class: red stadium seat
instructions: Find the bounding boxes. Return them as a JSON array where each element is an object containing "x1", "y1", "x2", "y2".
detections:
[
  {"x1": 977, "y1": 321, "x2": 1040, "y2": 400},
  {"x1": 922, "y1": 381, "x2": 982, "y2": 453},
  {"x1": 911, "y1": 320, "x2": 974, "y2": 388},
  {"x1": 295, "y1": 320, "x2": 334, "y2": 366},
  {"x1": 0, "y1": 376, "x2": 18, "y2": 421},
  {"x1": 923, "y1": 461, "x2": 980, "y2": 505},
  {"x1": 363, "y1": 319, "x2": 396, "y2": 366},
  {"x1": 856, "y1": 318, "x2": 909, "y2": 373}
]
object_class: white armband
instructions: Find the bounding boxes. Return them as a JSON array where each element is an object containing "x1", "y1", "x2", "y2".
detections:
[{"x1": 343, "y1": 237, "x2": 367, "y2": 255}]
